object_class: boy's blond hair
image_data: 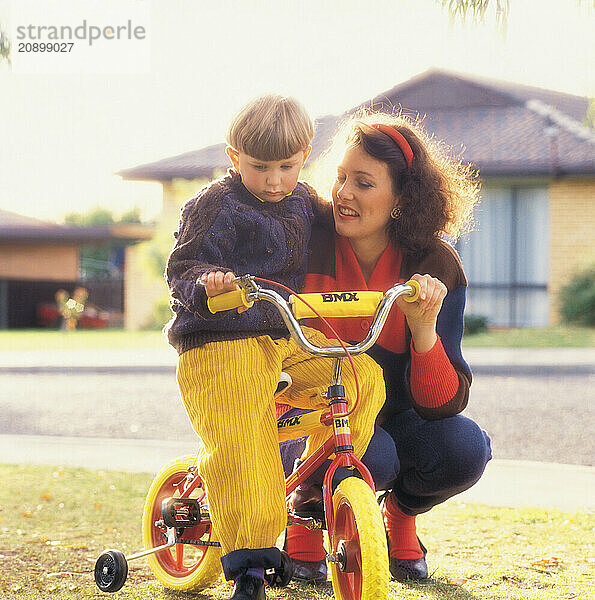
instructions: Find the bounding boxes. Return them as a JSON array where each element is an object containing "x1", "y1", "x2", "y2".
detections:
[{"x1": 226, "y1": 95, "x2": 314, "y2": 161}]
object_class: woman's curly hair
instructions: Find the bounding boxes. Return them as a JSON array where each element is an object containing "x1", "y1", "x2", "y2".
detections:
[{"x1": 317, "y1": 109, "x2": 481, "y2": 257}]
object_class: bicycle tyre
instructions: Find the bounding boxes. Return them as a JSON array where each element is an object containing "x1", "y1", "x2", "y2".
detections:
[
  {"x1": 141, "y1": 455, "x2": 222, "y2": 591},
  {"x1": 329, "y1": 477, "x2": 389, "y2": 600}
]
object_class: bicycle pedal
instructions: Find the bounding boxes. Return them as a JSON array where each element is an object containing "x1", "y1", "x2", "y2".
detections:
[{"x1": 161, "y1": 497, "x2": 201, "y2": 528}]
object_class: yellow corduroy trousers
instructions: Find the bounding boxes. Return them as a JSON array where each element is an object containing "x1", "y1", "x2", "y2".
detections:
[{"x1": 176, "y1": 327, "x2": 385, "y2": 557}]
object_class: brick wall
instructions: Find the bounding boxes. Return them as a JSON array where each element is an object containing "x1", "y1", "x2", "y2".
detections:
[
  {"x1": 124, "y1": 244, "x2": 169, "y2": 330},
  {"x1": 124, "y1": 178, "x2": 206, "y2": 329},
  {"x1": 549, "y1": 177, "x2": 595, "y2": 323},
  {"x1": 125, "y1": 176, "x2": 594, "y2": 328}
]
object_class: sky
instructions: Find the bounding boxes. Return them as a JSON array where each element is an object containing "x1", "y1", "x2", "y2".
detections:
[{"x1": 0, "y1": 0, "x2": 593, "y2": 222}]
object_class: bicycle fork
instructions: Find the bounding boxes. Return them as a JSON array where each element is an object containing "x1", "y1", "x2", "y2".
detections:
[{"x1": 322, "y1": 357, "x2": 375, "y2": 539}]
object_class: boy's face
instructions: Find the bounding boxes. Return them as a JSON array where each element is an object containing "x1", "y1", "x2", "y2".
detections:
[{"x1": 226, "y1": 147, "x2": 311, "y2": 203}]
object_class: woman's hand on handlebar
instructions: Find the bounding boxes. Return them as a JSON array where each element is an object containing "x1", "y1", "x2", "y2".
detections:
[
  {"x1": 200, "y1": 271, "x2": 249, "y2": 313},
  {"x1": 396, "y1": 274, "x2": 447, "y2": 353}
]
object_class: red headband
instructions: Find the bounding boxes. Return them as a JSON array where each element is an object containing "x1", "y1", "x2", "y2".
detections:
[{"x1": 371, "y1": 123, "x2": 413, "y2": 169}]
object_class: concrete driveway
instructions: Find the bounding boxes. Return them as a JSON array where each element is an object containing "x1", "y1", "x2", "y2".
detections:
[{"x1": 1, "y1": 346, "x2": 593, "y2": 511}]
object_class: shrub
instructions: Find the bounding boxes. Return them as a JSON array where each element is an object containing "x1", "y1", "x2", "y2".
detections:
[
  {"x1": 464, "y1": 314, "x2": 488, "y2": 335},
  {"x1": 143, "y1": 296, "x2": 173, "y2": 331},
  {"x1": 559, "y1": 266, "x2": 595, "y2": 326}
]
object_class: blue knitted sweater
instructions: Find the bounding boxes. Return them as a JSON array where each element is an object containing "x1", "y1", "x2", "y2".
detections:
[{"x1": 165, "y1": 170, "x2": 322, "y2": 354}]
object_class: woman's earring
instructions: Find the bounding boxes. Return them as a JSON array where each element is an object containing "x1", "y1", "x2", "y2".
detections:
[{"x1": 391, "y1": 206, "x2": 401, "y2": 220}]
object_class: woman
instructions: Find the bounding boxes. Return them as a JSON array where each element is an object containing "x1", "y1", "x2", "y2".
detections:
[{"x1": 282, "y1": 112, "x2": 492, "y2": 583}]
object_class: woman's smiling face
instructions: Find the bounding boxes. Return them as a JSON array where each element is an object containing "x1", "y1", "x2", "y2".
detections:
[{"x1": 331, "y1": 144, "x2": 398, "y2": 246}]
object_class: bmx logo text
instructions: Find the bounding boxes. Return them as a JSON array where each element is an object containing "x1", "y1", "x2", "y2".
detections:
[{"x1": 321, "y1": 292, "x2": 360, "y2": 303}]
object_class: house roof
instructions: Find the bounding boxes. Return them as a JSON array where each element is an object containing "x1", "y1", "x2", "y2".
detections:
[
  {"x1": 118, "y1": 69, "x2": 594, "y2": 181},
  {"x1": 0, "y1": 210, "x2": 153, "y2": 244},
  {"x1": 362, "y1": 68, "x2": 590, "y2": 119},
  {"x1": 117, "y1": 113, "x2": 340, "y2": 182}
]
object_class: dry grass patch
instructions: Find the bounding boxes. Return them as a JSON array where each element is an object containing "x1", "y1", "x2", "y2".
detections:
[{"x1": 0, "y1": 464, "x2": 592, "y2": 599}]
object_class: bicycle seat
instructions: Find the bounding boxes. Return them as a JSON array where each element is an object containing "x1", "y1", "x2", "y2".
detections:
[{"x1": 274, "y1": 372, "x2": 292, "y2": 399}]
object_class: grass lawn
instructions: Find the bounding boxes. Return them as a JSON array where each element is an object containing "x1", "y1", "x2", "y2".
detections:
[
  {"x1": 1, "y1": 325, "x2": 593, "y2": 351},
  {"x1": 462, "y1": 325, "x2": 594, "y2": 348},
  {"x1": 0, "y1": 329, "x2": 166, "y2": 351},
  {"x1": 0, "y1": 464, "x2": 592, "y2": 599}
]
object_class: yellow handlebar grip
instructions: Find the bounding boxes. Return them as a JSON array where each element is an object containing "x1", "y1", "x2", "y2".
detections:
[
  {"x1": 403, "y1": 279, "x2": 421, "y2": 303},
  {"x1": 289, "y1": 291, "x2": 383, "y2": 319},
  {"x1": 207, "y1": 289, "x2": 254, "y2": 314}
]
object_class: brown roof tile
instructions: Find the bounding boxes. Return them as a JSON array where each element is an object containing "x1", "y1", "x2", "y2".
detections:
[{"x1": 119, "y1": 69, "x2": 594, "y2": 182}]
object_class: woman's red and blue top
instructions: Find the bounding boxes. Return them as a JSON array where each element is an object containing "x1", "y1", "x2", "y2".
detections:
[{"x1": 304, "y1": 224, "x2": 472, "y2": 422}]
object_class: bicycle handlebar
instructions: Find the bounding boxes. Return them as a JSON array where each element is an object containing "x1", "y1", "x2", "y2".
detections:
[{"x1": 203, "y1": 276, "x2": 420, "y2": 358}]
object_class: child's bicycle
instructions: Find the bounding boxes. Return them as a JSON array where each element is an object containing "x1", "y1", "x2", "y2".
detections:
[{"x1": 94, "y1": 275, "x2": 420, "y2": 600}]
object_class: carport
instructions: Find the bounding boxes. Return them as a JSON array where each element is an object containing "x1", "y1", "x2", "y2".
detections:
[{"x1": 0, "y1": 210, "x2": 152, "y2": 329}]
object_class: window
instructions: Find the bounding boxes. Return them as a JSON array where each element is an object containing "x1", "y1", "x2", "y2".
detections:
[{"x1": 457, "y1": 184, "x2": 550, "y2": 327}]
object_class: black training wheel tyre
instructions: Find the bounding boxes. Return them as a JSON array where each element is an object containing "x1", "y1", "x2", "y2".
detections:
[
  {"x1": 94, "y1": 549, "x2": 128, "y2": 593},
  {"x1": 265, "y1": 550, "x2": 294, "y2": 587}
]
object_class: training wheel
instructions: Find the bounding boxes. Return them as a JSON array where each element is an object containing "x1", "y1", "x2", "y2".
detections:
[{"x1": 94, "y1": 549, "x2": 128, "y2": 593}]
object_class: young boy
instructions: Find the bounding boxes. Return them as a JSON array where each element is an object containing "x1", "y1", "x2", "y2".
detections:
[{"x1": 165, "y1": 95, "x2": 384, "y2": 600}]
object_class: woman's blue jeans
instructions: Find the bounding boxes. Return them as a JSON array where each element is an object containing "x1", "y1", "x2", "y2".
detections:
[
  {"x1": 279, "y1": 408, "x2": 491, "y2": 516},
  {"x1": 380, "y1": 409, "x2": 491, "y2": 515}
]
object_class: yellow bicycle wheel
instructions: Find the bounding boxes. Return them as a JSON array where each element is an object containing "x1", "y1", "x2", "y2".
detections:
[
  {"x1": 141, "y1": 455, "x2": 222, "y2": 591},
  {"x1": 329, "y1": 477, "x2": 389, "y2": 600}
]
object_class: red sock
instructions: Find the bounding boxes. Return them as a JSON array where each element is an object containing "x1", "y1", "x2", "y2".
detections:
[
  {"x1": 383, "y1": 494, "x2": 423, "y2": 560},
  {"x1": 285, "y1": 524, "x2": 326, "y2": 562}
]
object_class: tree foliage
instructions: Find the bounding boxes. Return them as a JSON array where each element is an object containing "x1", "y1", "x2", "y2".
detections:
[
  {"x1": 438, "y1": 0, "x2": 510, "y2": 31},
  {"x1": 63, "y1": 206, "x2": 144, "y2": 279},
  {"x1": 120, "y1": 206, "x2": 142, "y2": 224},
  {"x1": 584, "y1": 99, "x2": 595, "y2": 130},
  {"x1": 65, "y1": 207, "x2": 114, "y2": 227},
  {"x1": 0, "y1": 23, "x2": 9, "y2": 64},
  {"x1": 64, "y1": 206, "x2": 142, "y2": 226},
  {"x1": 559, "y1": 266, "x2": 595, "y2": 327},
  {"x1": 137, "y1": 177, "x2": 210, "y2": 279}
]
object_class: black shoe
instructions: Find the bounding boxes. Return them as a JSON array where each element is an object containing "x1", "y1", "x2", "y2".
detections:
[
  {"x1": 388, "y1": 537, "x2": 428, "y2": 582},
  {"x1": 291, "y1": 558, "x2": 327, "y2": 583},
  {"x1": 229, "y1": 573, "x2": 265, "y2": 600},
  {"x1": 379, "y1": 493, "x2": 429, "y2": 583},
  {"x1": 389, "y1": 555, "x2": 428, "y2": 582}
]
